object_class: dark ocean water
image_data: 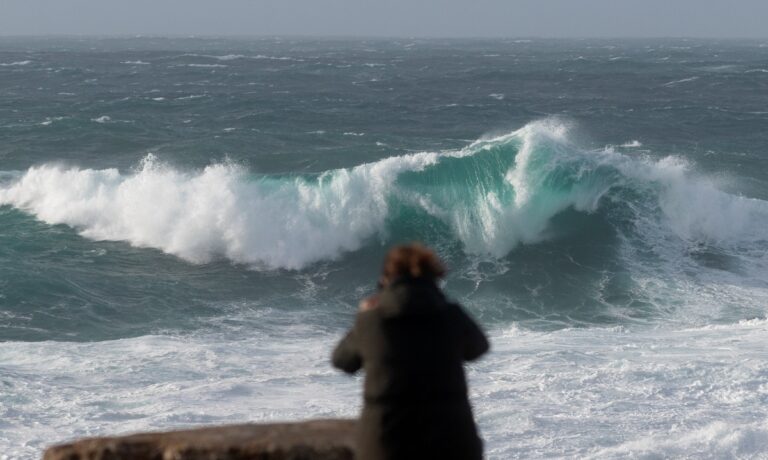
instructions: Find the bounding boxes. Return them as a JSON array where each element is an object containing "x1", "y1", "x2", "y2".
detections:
[{"x1": 1, "y1": 38, "x2": 768, "y2": 459}]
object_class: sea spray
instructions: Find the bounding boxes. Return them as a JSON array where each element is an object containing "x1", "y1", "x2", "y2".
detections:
[
  {"x1": 0, "y1": 151, "x2": 442, "y2": 269},
  {"x1": 1, "y1": 120, "x2": 767, "y2": 270}
]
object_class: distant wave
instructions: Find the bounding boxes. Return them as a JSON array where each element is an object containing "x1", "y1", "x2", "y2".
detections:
[
  {"x1": 39, "y1": 116, "x2": 65, "y2": 126},
  {"x1": 179, "y1": 53, "x2": 302, "y2": 62},
  {"x1": 0, "y1": 60, "x2": 31, "y2": 67},
  {"x1": 210, "y1": 54, "x2": 246, "y2": 61},
  {"x1": 184, "y1": 63, "x2": 228, "y2": 68},
  {"x1": 252, "y1": 55, "x2": 304, "y2": 62},
  {"x1": 178, "y1": 53, "x2": 244, "y2": 61},
  {"x1": 662, "y1": 76, "x2": 700, "y2": 87},
  {"x1": 1, "y1": 119, "x2": 766, "y2": 271}
]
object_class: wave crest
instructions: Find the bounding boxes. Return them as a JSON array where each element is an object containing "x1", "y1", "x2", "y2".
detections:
[{"x1": 1, "y1": 120, "x2": 765, "y2": 270}]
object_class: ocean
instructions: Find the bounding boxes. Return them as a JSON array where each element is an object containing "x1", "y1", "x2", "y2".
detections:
[{"x1": 1, "y1": 37, "x2": 767, "y2": 459}]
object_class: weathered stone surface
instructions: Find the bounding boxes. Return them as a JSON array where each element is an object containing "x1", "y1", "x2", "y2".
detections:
[{"x1": 43, "y1": 419, "x2": 357, "y2": 460}]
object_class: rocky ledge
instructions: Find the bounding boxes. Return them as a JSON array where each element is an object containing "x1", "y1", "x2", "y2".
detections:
[{"x1": 43, "y1": 419, "x2": 357, "y2": 460}]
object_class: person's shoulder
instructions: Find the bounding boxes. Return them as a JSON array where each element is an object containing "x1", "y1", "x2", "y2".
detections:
[
  {"x1": 443, "y1": 300, "x2": 471, "y2": 320},
  {"x1": 355, "y1": 304, "x2": 384, "y2": 323}
]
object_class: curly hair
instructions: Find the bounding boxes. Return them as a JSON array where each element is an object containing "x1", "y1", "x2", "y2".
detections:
[{"x1": 382, "y1": 243, "x2": 446, "y2": 282}]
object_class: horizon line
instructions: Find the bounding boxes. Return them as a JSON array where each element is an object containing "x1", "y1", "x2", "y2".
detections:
[{"x1": 1, "y1": 34, "x2": 767, "y2": 41}]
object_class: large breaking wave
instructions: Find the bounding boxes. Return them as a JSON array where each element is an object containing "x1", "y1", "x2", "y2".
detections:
[{"x1": 1, "y1": 119, "x2": 766, "y2": 271}]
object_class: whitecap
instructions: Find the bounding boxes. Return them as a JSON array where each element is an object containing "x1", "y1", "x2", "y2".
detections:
[
  {"x1": 253, "y1": 55, "x2": 303, "y2": 62},
  {"x1": 176, "y1": 94, "x2": 206, "y2": 101},
  {"x1": 39, "y1": 116, "x2": 64, "y2": 126},
  {"x1": 662, "y1": 76, "x2": 700, "y2": 87},
  {"x1": 212, "y1": 54, "x2": 246, "y2": 61},
  {"x1": 186, "y1": 63, "x2": 227, "y2": 68},
  {"x1": 0, "y1": 60, "x2": 31, "y2": 67},
  {"x1": 2, "y1": 119, "x2": 766, "y2": 271}
]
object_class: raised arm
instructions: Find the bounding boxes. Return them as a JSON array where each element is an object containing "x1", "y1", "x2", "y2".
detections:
[{"x1": 332, "y1": 327, "x2": 363, "y2": 374}]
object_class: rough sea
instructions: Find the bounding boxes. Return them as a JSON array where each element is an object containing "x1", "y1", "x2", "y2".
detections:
[{"x1": 1, "y1": 37, "x2": 768, "y2": 459}]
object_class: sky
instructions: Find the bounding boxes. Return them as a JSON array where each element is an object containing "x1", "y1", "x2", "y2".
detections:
[{"x1": 1, "y1": 0, "x2": 767, "y2": 38}]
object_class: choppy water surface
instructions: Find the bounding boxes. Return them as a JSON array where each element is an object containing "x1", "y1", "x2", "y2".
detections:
[{"x1": 1, "y1": 37, "x2": 768, "y2": 459}]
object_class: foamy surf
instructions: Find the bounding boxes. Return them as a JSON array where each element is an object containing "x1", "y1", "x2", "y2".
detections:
[
  {"x1": 1, "y1": 120, "x2": 765, "y2": 272},
  {"x1": 2, "y1": 318, "x2": 768, "y2": 459},
  {"x1": 0, "y1": 150, "x2": 441, "y2": 269}
]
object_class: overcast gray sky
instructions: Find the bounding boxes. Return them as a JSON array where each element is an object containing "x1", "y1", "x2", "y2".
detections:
[{"x1": 2, "y1": 0, "x2": 767, "y2": 38}]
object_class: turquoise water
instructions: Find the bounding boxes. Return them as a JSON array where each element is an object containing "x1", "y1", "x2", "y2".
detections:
[{"x1": 1, "y1": 38, "x2": 768, "y2": 458}]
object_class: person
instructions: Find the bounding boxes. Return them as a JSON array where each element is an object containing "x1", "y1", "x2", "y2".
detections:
[{"x1": 332, "y1": 243, "x2": 489, "y2": 460}]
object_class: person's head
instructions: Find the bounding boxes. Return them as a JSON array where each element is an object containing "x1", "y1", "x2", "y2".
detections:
[{"x1": 380, "y1": 243, "x2": 445, "y2": 287}]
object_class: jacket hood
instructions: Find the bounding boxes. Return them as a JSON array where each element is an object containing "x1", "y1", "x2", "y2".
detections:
[{"x1": 377, "y1": 276, "x2": 446, "y2": 317}]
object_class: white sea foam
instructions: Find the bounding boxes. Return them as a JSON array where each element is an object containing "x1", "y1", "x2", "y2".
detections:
[
  {"x1": 0, "y1": 151, "x2": 443, "y2": 269},
  {"x1": 91, "y1": 115, "x2": 111, "y2": 123},
  {"x1": 620, "y1": 140, "x2": 642, "y2": 147},
  {"x1": 615, "y1": 154, "x2": 768, "y2": 244},
  {"x1": 3, "y1": 319, "x2": 768, "y2": 459},
  {"x1": 489, "y1": 93, "x2": 505, "y2": 100},
  {"x1": 121, "y1": 60, "x2": 150, "y2": 65},
  {"x1": 437, "y1": 121, "x2": 767, "y2": 262},
  {"x1": 478, "y1": 320, "x2": 768, "y2": 458},
  {"x1": 587, "y1": 420, "x2": 768, "y2": 459},
  {"x1": 662, "y1": 76, "x2": 700, "y2": 87},
  {"x1": 1, "y1": 120, "x2": 766, "y2": 272},
  {"x1": 181, "y1": 54, "x2": 248, "y2": 61},
  {"x1": 212, "y1": 54, "x2": 246, "y2": 61},
  {"x1": 176, "y1": 94, "x2": 206, "y2": 101},
  {"x1": 0, "y1": 60, "x2": 31, "y2": 67},
  {"x1": 38, "y1": 116, "x2": 64, "y2": 126},
  {"x1": 253, "y1": 55, "x2": 303, "y2": 62},
  {"x1": 185, "y1": 63, "x2": 228, "y2": 68},
  {"x1": 702, "y1": 64, "x2": 739, "y2": 73}
]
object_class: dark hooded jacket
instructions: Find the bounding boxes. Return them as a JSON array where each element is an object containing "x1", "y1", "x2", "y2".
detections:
[{"x1": 332, "y1": 277, "x2": 489, "y2": 460}]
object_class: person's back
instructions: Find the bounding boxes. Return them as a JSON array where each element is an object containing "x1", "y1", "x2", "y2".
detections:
[{"x1": 332, "y1": 244, "x2": 489, "y2": 460}]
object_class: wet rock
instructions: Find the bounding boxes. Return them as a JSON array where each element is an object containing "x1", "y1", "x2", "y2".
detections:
[{"x1": 43, "y1": 419, "x2": 356, "y2": 460}]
